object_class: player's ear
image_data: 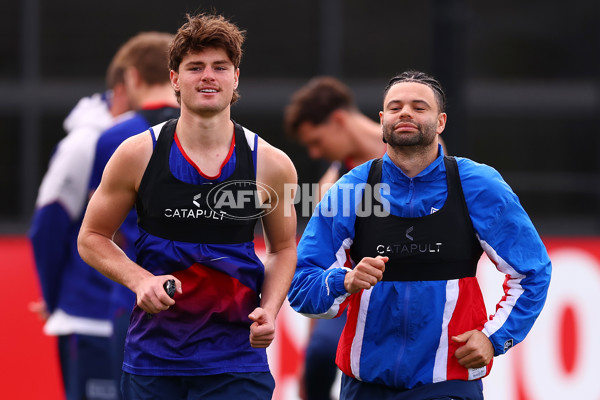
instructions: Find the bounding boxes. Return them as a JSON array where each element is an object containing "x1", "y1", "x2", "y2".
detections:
[
  {"x1": 436, "y1": 112, "x2": 447, "y2": 134},
  {"x1": 170, "y1": 70, "x2": 180, "y2": 90},
  {"x1": 233, "y1": 68, "x2": 240, "y2": 90},
  {"x1": 330, "y1": 109, "x2": 349, "y2": 127}
]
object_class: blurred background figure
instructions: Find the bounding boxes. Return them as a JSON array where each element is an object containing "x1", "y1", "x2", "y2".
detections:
[
  {"x1": 285, "y1": 77, "x2": 385, "y2": 200},
  {"x1": 87, "y1": 31, "x2": 178, "y2": 398},
  {"x1": 284, "y1": 77, "x2": 385, "y2": 400},
  {"x1": 28, "y1": 41, "x2": 133, "y2": 400}
]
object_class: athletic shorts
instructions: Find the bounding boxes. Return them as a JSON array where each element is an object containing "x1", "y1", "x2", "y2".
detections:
[
  {"x1": 121, "y1": 371, "x2": 275, "y2": 400},
  {"x1": 58, "y1": 334, "x2": 117, "y2": 400},
  {"x1": 340, "y1": 374, "x2": 484, "y2": 400},
  {"x1": 303, "y1": 314, "x2": 347, "y2": 400}
]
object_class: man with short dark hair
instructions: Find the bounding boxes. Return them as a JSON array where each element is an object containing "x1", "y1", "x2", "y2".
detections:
[
  {"x1": 288, "y1": 70, "x2": 551, "y2": 400},
  {"x1": 285, "y1": 77, "x2": 386, "y2": 198}
]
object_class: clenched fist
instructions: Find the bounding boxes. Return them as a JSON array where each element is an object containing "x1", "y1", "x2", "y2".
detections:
[{"x1": 344, "y1": 256, "x2": 388, "y2": 294}]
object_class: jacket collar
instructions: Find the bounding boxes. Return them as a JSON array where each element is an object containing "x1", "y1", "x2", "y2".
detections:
[{"x1": 382, "y1": 143, "x2": 446, "y2": 184}]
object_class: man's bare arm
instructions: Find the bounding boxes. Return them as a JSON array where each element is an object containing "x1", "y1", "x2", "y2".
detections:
[
  {"x1": 78, "y1": 132, "x2": 180, "y2": 313},
  {"x1": 248, "y1": 141, "x2": 298, "y2": 348}
]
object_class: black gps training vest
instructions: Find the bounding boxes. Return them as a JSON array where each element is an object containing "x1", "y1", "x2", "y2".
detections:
[
  {"x1": 136, "y1": 119, "x2": 260, "y2": 244},
  {"x1": 349, "y1": 156, "x2": 483, "y2": 281}
]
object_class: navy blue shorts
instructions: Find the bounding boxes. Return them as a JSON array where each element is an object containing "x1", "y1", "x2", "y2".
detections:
[
  {"x1": 121, "y1": 371, "x2": 275, "y2": 400},
  {"x1": 340, "y1": 374, "x2": 484, "y2": 400},
  {"x1": 303, "y1": 313, "x2": 347, "y2": 400},
  {"x1": 58, "y1": 334, "x2": 118, "y2": 400}
]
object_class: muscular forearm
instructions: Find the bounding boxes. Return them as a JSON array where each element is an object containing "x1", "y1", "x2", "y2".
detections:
[
  {"x1": 247, "y1": 243, "x2": 296, "y2": 348},
  {"x1": 77, "y1": 230, "x2": 152, "y2": 293},
  {"x1": 260, "y1": 245, "x2": 297, "y2": 318},
  {"x1": 78, "y1": 229, "x2": 180, "y2": 314}
]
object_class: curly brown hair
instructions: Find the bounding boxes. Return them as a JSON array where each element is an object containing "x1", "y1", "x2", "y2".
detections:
[{"x1": 168, "y1": 13, "x2": 245, "y2": 104}]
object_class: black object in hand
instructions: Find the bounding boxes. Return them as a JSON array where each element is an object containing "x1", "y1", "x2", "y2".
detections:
[
  {"x1": 164, "y1": 279, "x2": 176, "y2": 298},
  {"x1": 146, "y1": 279, "x2": 177, "y2": 320}
]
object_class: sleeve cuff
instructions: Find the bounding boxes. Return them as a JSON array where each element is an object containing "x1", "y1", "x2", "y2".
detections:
[{"x1": 331, "y1": 267, "x2": 351, "y2": 296}]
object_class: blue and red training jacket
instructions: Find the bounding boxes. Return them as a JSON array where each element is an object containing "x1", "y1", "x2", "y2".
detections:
[{"x1": 288, "y1": 146, "x2": 551, "y2": 390}]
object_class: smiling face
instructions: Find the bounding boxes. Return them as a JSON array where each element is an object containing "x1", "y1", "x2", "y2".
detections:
[
  {"x1": 170, "y1": 47, "x2": 239, "y2": 117},
  {"x1": 379, "y1": 81, "x2": 446, "y2": 149}
]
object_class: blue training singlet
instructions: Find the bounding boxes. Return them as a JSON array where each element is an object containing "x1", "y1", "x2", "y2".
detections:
[{"x1": 123, "y1": 119, "x2": 268, "y2": 376}]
